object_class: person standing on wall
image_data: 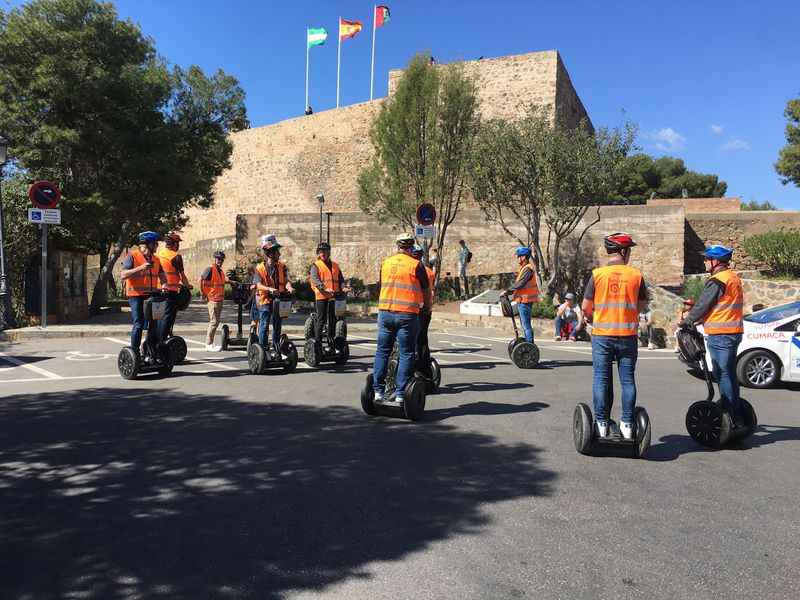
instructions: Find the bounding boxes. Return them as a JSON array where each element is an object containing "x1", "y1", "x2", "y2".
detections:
[
  {"x1": 582, "y1": 233, "x2": 649, "y2": 440},
  {"x1": 309, "y1": 241, "x2": 351, "y2": 350},
  {"x1": 199, "y1": 250, "x2": 231, "y2": 351},
  {"x1": 157, "y1": 232, "x2": 193, "y2": 342},
  {"x1": 372, "y1": 233, "x2": 432, "y2": 404},
  {"x1": 120, "y1": 231, "x2": 168, "y2": 355},
  {"x1": 502, "y1": 247, "x2": 539, "y2": 343},
  {"x1": 457, "y1": 239, "x2": 472, "y2": 300},
  {"x1": 680, "y1": 245, "x2": 745, "y2": 425}
]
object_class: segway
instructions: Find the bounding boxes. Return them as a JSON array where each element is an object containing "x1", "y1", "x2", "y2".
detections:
[
  {"x1": 387, "y1": 339, "x2": 441, "y2": 393},
  {"x1": 303, "y1": 291, "x2": 349, "y2": 343},
  {"x1": 360, "y1": 350, "x2": 427, "y2": 421},
  {"x1": 303, "y1": 292, "x2": 350, "y2": 368},
  {"x1": 247, "y1": 293, "x2": 299, "y2": 375},
  {"x1": 499, "y1": 294, "x2": 540, "y2": 368},
  {"x1": 678, "y1": 328, "x2": 758, "y2": 448},
  {"x1": 118, "y1": 293, "x2": 175, "y2": 380},
  {"x1": 219, "y1": 279, "x2": 252, "y2": 351},
  {"x1": 162, "y1": 286, "x2": 191, "y2": 364}
]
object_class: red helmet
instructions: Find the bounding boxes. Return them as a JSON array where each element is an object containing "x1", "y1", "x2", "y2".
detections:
[
  {"x1": 604, "y1": 232, "x2": 637, "y2": 253},
  {"x1": 165, "y1": 232, "x2": 182, "y2": 243}
]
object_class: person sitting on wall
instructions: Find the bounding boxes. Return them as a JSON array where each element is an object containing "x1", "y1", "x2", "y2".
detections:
[
  {"x1": 555, "y1": 293, "x2": 584, "y2": 341},
  {"x1": 638, "y1": 308, "x2": 656, "y2": 349}
]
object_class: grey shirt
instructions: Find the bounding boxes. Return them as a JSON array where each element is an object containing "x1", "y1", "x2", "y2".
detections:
[{"x1": 309, "y1": 261, "x2": 346, "y2": 291}]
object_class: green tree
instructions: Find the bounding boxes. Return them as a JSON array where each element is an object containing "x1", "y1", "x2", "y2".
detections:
[
  {"x1": 358, "y1": 54, "x2": 479, "y2": 285},
  {"x1": 0, "y1": 0, "x2": 248, "y2": 313},
  {"x1": 775, "y1": 98, "x2": 800, "y2": 188},
  {"x1": 741, "y1": 199, "x2": 779, "y2": 211},
  {"x1": 470, "y1": 108, "x2": 634, "y2": 294},
  {"x1": 610, "y1": 154, "x2": 727, "y2": 203}
]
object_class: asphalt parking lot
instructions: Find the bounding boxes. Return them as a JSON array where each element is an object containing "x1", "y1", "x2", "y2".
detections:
[{"x1": 1, "y1": 329, "x2": 799, "y2": 600}]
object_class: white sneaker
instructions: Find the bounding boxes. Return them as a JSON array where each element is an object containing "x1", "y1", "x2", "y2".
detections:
[
  {"x1": 205, "y1": 344, "x2": 215, "y2": 352},
  {"x1": 374, "y1": 391, "x2": 383, "y2": 402},
  {"x1": 647, "y1": 343, "x2": 656, "y2": 350},
  {"x1": 596, "y1": 421, "x2": 609, "y2": 438},
  {"x1": 395, "y1": 395, "x2": 404, "y2": 405},
  {"x1": 620, "y1": 421, "x2": 634, "y2": 440},
  {"x1": 210, "y1": 345, "x2": 222, "y2": 352}
]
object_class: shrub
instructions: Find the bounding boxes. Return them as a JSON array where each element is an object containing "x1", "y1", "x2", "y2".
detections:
[
  {"x1": 348, "y1": 277, "x2": 366, "y2": 299},
  {"x1": 531, "y1": 301, "x2": 556, "y2": 319},
  {"x1": 742, "y1": 230, "x2": 800, "y2": 278},
  {"x1": 680, "y1": 277, "x2": 706, "y2": 301}
]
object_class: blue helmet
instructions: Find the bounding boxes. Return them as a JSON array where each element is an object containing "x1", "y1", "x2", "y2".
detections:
[
  {"x1": 701, "y1": 245, "x2": 733, "y2": 262},
  {"x1": 138, "y1": 231, "x2": 160, "y2": 244},
  {"x1": 515, "y1": 246, "x2": 532, "y2": 258}
]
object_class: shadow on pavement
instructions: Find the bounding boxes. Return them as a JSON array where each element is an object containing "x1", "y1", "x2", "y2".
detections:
[
  {"x1": 426, "y1": 400, "x2": 549, "y2": 422},
  {"x1": 537, "y1": 359, "x2": 593, "y2": 369},
  {"x1": 436, "y1": 381, "x2": 534, "y2": 395},
  {"x1": 441, "y1": 361, "x2": 501, "y2": 370},
  {"x1": 0, "y1": 388, "x2": 555, "y2": 600},
  {"x1": 0, "y1": 354, "x2": 55, "y2": 365},
  {"x1": 646, "y1": 424, "x2": 800, "y2": 461}
]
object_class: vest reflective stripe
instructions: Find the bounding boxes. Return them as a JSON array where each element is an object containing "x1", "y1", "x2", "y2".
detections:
[
  {"x1": 512, "y1": 265, "x2": 540, "y2": 304},
  {"x1": 157, "y1": 248, "x2": 181, "y2": 292},
  {"x1": 201, "y1": 265, "x2": 226, "y2": 302},
  {"x1": 125, "y1": 250, "x2": 161, "y2": 297},
  {"x1": 311, "y1": 259, "x2": 341, "y2": 300},
  {"x1": 704, "y1": 270, "x2": 744, "y2": 335},
  {"x1": 591, "y1": 264, "x2": 643, "y2": 337},
  {"x1": 255, "y1": 262, "x2": 287, "y2": 306},
  {"x1": 378, "y1": 253, "x2": 423, "y2": 314}
]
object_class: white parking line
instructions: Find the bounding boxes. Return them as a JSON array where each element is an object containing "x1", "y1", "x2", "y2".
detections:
[{"x1": 0, "y1": 351, "x2": 63, "y2": 380}]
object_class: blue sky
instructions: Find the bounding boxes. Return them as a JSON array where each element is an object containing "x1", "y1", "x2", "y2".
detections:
[{"x1": 6, "y1": 0, "x2": 800, "y2": 209}]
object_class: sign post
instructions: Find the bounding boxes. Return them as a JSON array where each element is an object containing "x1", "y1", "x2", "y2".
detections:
[{"x1": 28, "y1": 181, "x2": 61, "y2": 328}]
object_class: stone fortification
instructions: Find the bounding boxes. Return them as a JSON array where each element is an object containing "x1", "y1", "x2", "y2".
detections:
[{"x1": 179, "y1": 50, "x2": 591, "y2": 277}]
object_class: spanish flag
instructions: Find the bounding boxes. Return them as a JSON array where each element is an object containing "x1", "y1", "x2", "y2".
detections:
[{"x1": 339, "y1": 18, "x2": 363, "y2": 41}]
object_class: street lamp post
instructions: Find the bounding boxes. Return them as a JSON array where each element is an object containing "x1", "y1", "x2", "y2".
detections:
[
  {"x1": 0, "y1": 133, "x2": 17, "y2": 330},
  {"x1": 316, "y1": 193, "x2": 325, "y2": 245}
]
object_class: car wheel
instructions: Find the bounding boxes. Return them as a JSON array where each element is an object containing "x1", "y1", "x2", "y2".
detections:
[{"x1": 737, "y1": 350, "x2": 780, "y2": 389}]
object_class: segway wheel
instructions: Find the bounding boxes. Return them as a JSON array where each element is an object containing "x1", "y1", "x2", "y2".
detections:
[
  {"x1": 247, "y1": 329, "x2": 258, "y2": 352},
  {"x1": 304, "y1": 314, "x2": 315, "y2": 341},
  {"x1": 283, "y1": 342, "x2": 299, "y2": 374},
  {"x1": 118, "y1": 347, "x2": 139, "y2": 380},
  {"x1": 248, "y1": 344, "x2": 266, "y2": 375},
  {"x1": 384, "y1": 356, "x2": 399, "y2": 399},
  {"x1": 507, "y1": 337, "x2": 524, "y2": 357},
  {"x1": 157, "y1": 343, "x2": 175, "y2": 377},
  {"x1": 361, "y1": 374, "x2": 377, "y2": 416},
  {"x1": 427, "y1": 357, "x2": 442, "y2": 394},
  {"x1": 738, "y1": 398, "x2": 758, "y2": 438},
  {"x1": 573, "y1": 403, "x2": 594, "y2": 455},
  {"x1": 167, "y1": 336, "x2": 188, "y2": 365},
  {"x1": 334, "y1": 342, "x2": 350, "y2": 365},
  {"x1": 511, "y1": 341, "x2": 540, "y2": 369},
  {"x1": 632, "y1": 406, "x2": 652, "y2": 459},
  {"x1": 304, "y1": 340, "x2": 319, "y2": 368},
  {"x1": 686, "y1": 400, "x2": 732, "y2": 448},
  {"x1": 335, "y1": 319, "x2": 348, "y2": 341},
  {"x1": 403, "y1": 378, "x2": 426, "y2": 422},
  {"x1": 220, "y1": 324, "x2": 230, "y2": 351}
]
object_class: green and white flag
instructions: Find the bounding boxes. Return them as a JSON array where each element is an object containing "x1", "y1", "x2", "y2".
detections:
[{"x1": 307, "y1": 27, "x2": 328, "y2": 48}]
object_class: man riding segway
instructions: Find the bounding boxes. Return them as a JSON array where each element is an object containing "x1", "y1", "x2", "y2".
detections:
[
  {"x1": 156, "y1": 232, "x2": 193, "y2": 345},
  {"x1": 410, "y1": 244, "x2": 441, "y2": 392},
  {"x1": 307, "y1": 241, "x2": 351, "y2": 361},
  {"x1": 199, "y1": 250, "x2": 232, "y2": 351}
]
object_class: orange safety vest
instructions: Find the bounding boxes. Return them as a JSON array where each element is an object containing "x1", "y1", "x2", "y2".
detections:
[
  {"x1": 310, "y1": 259, "x2": 341, "y2": 300},
  {"x1": 703, "y1": 269, "x2": 744, "y2": 335},
  {"x1": 591, "y1": 264, "x2": 643, "y2": 337},
  {"x1": 512, "y1": 264, "x2": 540, "y2": 304},
  {"x1": 125, "y1": 249, "x2": 162, "y2": 297},
  {"x1": 201, "y1": 264, "x2": 226, "y2": 302},
  {"x1": 378, "y1": 253, "x2": 423, "y2": 314},
  {"x1": 157, "y1": 247, "x2": 182, "y2": 292},
  {"x1": 255, "y1": 261, "x2": 287, "y2": 306}
]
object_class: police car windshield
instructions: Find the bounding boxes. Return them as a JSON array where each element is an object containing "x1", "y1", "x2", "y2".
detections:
[{"x1": 744, "y1": 301, "x2": 800, "y2": 324}]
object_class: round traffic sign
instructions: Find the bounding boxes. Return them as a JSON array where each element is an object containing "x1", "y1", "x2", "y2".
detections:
[
  {"x1": 416, "y1": 202, "x2": 436, "y2": 226},
  {"x1": 28, "y1": 180, "x2": 61, "y2": 209}
]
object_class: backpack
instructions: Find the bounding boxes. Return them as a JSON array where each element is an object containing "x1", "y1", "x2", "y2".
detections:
[{"x1": 466, "y1": 250, "x2": 473, "y2": 263}]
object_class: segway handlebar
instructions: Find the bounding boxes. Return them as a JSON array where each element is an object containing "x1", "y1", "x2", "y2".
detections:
[{"x1": 677, "y1": 327, "x2": 715, "y2": 403}]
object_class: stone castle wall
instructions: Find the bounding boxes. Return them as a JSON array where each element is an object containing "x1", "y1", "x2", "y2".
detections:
[
  {"x1": 649, "y1": 197, "x2": 742, "y2": 213},
  {"x1": 684, "y1": 211, "x2": 800, "y2": 273}
]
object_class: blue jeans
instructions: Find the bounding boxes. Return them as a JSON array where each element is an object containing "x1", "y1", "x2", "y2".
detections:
[
  {"x1": 373, "y1": 310, "x2": 420, "y2": 397},
  {"x1": 129, "y1": 296, "x2": 158, "y2": 353},
  {"x1": 257, "y1": 301, "x2": 282, "y2": 351},
  {"x1": 157, "y1": 291, "x2": 178, "y2": 341},
  {"x1": 517, "y1": 302, "x2": 534, "y2": 343},
  {"x1": 591, "y1": 335, "x2": 638, "y2": 424},
  {"x1": 707, "y1": 333, "x2": 742, "y2": 421}
]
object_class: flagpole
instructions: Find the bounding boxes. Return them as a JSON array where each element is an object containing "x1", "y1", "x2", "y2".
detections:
[
  {"x1": 305, "y1": 28, "x2": 310, "y2": 111},
  {"x1": 370, "y1": 5, "x2": 376, "y2": 100},
  {"x1": 336, "y1": 17, "x2": 341, "y2": 108}
]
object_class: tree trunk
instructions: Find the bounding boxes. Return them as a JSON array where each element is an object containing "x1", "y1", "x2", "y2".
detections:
[{"x1": 89, "y1": 230, "x2": 128, "y2": 315}]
